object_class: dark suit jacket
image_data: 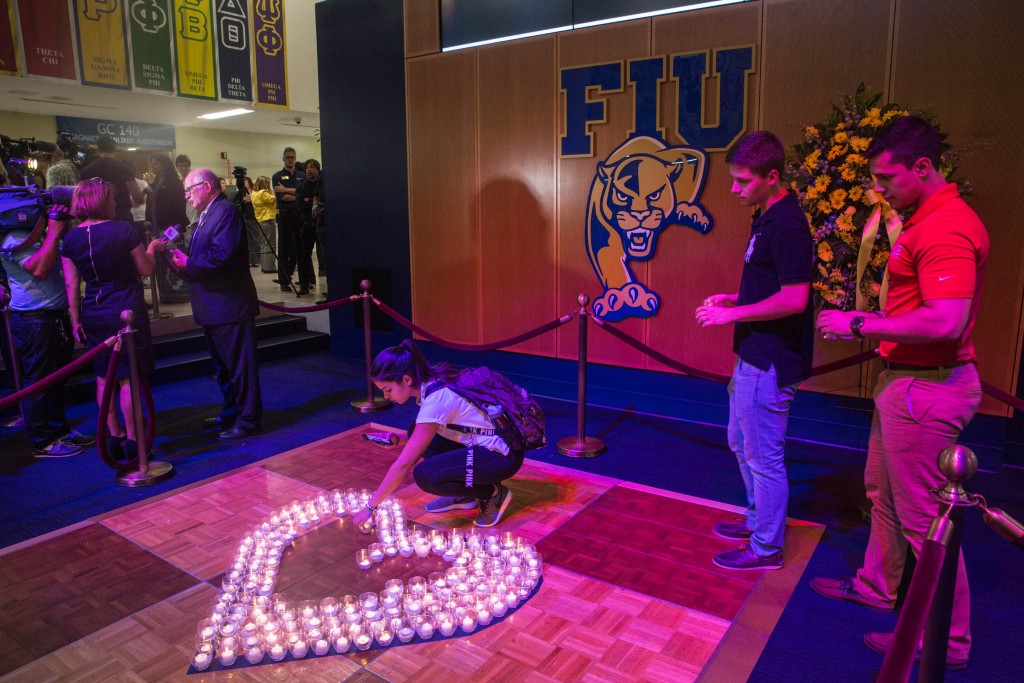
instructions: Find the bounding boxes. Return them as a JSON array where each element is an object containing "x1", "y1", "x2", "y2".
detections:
[{"x1": 185, "y1": 194, "x2": 258, "y2": 327}]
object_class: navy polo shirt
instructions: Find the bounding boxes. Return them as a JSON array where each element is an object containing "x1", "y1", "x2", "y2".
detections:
[{"x1": 733, "y1": 191, "x2": 815, "y2": 387}]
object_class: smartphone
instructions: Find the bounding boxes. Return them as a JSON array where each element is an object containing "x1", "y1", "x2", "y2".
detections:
[{"x1": 363, "y1": 432, "x2": 398, "y2": 446}]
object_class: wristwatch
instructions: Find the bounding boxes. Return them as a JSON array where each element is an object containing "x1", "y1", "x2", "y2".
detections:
[{"x1": 849, "y1": 316, "x2": 865, "y2": 339}]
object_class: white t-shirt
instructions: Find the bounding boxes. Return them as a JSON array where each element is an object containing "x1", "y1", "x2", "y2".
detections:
[{"x1": 416, "y1": 384, "x2": 510, "y2": 455}]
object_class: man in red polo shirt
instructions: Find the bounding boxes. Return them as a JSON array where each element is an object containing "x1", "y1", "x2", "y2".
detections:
[{"x1": 811, "y1": 116, "x2": 988, "y2": 670}]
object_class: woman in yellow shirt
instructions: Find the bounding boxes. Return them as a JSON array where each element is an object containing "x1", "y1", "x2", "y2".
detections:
[{"x1": 247, "y1": 176, "x2": 282, "y2": 289}]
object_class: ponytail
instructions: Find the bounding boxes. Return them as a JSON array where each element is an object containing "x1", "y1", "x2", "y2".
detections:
[{"x1": 371, "y1": 339, "x2": 456, "y2": 385}]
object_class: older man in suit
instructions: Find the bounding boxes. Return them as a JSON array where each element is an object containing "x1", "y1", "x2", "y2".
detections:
[{"x1": 153, "y1": 167, "x2": 262, "y2": 440}]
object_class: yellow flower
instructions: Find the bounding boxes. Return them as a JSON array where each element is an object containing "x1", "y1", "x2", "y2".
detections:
[
  {"x1": 845, "y1": 153, "x2": 868, "y2": 167},
  {"x1": 832, "y1": 131, "x2": 849, "y2": 144},
  {"x1": 830, "y1": 188, "x2": 848, "y2": 210},
  {"x1": 861, "y1": 107, "x2": 883, "y2": 127},
  {"x1": 841, "y1": 166, "x2": 857, "y2": 182},
  {"x1": 803, "y1": 148, "x2": 822, "y2": 172},
  {"x1": 817, "y1": 242, "x2": 834, "y2": 263},
  {"x1": 849, "y1": 186, "x2": 864, "y2": 202},
  {"x1": 805, "y1": 186, "x2": 819, "y2": 200},
  {"x1": 827, "y1": 144, "x2": 848, "y2": 161},
  {"x1": 817, "y1": 199, "x2": 831, "y2": 214},
  {"x1": 803, "y1": 126, "x2": 820, "y2": 141},
  {"x1": 814, "y1": 175, "x2": 830, "y2": 192},
  {"x1": 882, "y1": 109, "x2": 908, "y2": 123},
  {"x1": 849, "y1": 136, "x2": 870, "y2": 152},
  {"x1": 837, "y1": 210, "x2": 855, "y2": 232}
]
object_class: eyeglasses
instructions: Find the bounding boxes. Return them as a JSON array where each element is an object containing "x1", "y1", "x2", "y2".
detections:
[
  {"x1": 184, "y1": 181, "x2": 208, "y2": 196},
  {"x1": 283, "y1": 155, "x2": 296, "y2": 160}
]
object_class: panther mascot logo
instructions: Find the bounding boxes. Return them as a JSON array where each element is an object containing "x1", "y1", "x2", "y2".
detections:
[{"x1": 586, "y1": 136, "x2": 713, "y2": 321}]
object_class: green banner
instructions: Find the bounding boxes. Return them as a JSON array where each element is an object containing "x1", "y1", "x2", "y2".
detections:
[{"x1": 128, "y1": 0, "x2": 175, "y2": 93}]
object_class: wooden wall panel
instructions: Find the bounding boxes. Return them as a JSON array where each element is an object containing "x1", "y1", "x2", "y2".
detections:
[
  {"x1": 891, "y1": 0, "x2": 1024, "y2": 416},
  {"x1": 407, "y1": 52, "x2": 479, "y2": 342},
  {"x1": 477, "y1": 36, "x2": 559, "y2": 356},
  {"x1": 405, "y1": 0, "x2": 439, "y2": 58},
  {"x1": 760, "y1": 0, "x2": 893, "y2": 397},
  {"x1": 556, "y1": 20, "x2": 653, "y2": 367},
  {"x1": 646, "y1": 3, "x2": 762, "y2": 380}
]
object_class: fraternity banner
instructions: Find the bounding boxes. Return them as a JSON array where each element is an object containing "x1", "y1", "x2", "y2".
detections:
[
  {"x1": 215, "y1": 0, "x2": 253, "y2": 102},
  {"x1": 57, "y1": 115, "x2": 176, "y2": 149},
  {"x1": 74, "y1": 0, "x2": 132, "y2": 89},
  {"x1": 127, "y1": 0, "x2": 176, "y2": 93},
  {"x1": 253, "y1": 0, "x2": 287, "y2": 107},
  {"x1": 19, "y1": 0, "x2": 77, "y2": 81},
  {"x1": 173, "y1": 0, "x2": 217, "y2": 99},
  {"x1": 0, "y1": 0, "x2": 19, "y2": 76}
]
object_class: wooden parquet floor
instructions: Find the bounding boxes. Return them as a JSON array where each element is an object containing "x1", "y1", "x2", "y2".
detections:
[{"x1": 0, "y1": 425, "x2": 823, "y2": 682}]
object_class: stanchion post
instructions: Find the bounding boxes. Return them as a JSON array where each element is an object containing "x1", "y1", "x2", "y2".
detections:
[
  {"x1": 116, "y1": 310, "x2": 173, "y2": 487},
  {"x1": 350, "y1": 279, "x2": 391, "y2": 413},
  {"x1": 557, "y1": 294, "x2": 606, "y2": 458},
  {"x1": 0, "y1": 294, "x2": 26, "y2": 428},
  {"x1": 144, "y1": 225, "x2": 172, "y2": 320}
]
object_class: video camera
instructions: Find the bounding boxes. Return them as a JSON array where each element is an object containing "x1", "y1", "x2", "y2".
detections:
[
  {"x1": 0, "y1": 186, "x2": 74, "y2": 242},
  {"x1": 232, "y1": 165, "x2": 247, "y2": 190}
]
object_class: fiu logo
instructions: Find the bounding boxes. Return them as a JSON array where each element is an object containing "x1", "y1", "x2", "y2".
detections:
[{"x1": 561, "y1": 46, "x2": 755, "y2": 321}]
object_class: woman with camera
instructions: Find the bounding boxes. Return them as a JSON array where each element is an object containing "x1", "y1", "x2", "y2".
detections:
[
  {"x1": 248, "y1": 176, "x2": 279, "y2": 282},
  {"x1": 61, "y1": 178, "x2": 162, "y2": 459}
]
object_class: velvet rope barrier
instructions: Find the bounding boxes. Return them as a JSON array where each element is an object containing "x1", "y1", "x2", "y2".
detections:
[
  {"x1": 95, "y1": 337, "x2": 138, "y2": 470},
  {"x1": 258, "y1": 293, "x2": 361, "y2": 314},
  {"x1": 589, "y1": 316, "x2": 733, "y2": 383},
  {"x1": 0, "y1": 333, "x2": 117, "y2": 413},
  {"x1": 373, "y1": 298, "x2": 576, "y2": 352}
]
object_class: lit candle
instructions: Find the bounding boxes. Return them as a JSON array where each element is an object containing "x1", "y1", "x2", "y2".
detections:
[
  {"x1": 414, "y1": 540, "x2": 431, "y2": 558},
  {"x1": 218, "y1": 646, "x2": 237, "y2": 667},
  {"x1": 369, "y1": 543, "x2": 385, "y2": 562},
  {"x1": 313, "y1": 637, "x2": 330, "y2": 655},
  {"x1": 398, "y1": 542, "x2": 414, "y2": 557},
  {"x1": 354, "y1": 633, "x2": 372, "y2": 650},
  {"x1": 415, "y1": 616, "x2": 435, "y2": 639},
  {"x1": 375, "y1": 626, "x2": 394, "y2": 646},
  {"x1": 289, "y1": 637, "x2": 308, "y2": 658},
  {"x1": 397, "y1": 625, "x2": 415, "y2": 642},
  {"x1": 490, "y1": 596, "x2": 508, "y2": 618},
  {"x1": 356, "y1": 549, "x2": 372, "y2": 570},
  {"x1": 438, "y1": 613, "x2": 456, "y2": 637},
  {"x1": 333, "y1": 634, "x2": 350, "y2": 653},
  {"x1": 245, "y1": 645, "x2": 263, "y2": 664},
  {"x1": 192, "y1": 651, "x2": 211, "y2": 671}
]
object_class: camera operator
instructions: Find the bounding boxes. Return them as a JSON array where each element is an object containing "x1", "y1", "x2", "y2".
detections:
[
  {"x1": 0, "y1": 203, "x2": 94, "y2": 457},
  {"x1": 46, "y1": 140, "x2": 80, "y2": 189}
]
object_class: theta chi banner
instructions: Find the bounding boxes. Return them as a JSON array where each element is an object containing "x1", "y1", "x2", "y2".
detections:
[
  {"x1": 0, "y1": 0, "x2": 20, "y2": 76},
  {"x1": 174, "y1": 0, "x2": 217, "y2": 99},
  {"x1": 128, "y1": 0, "x2": 175, "y2": 93},
  {"x1": 74, "y1": 0, "x2": 132, "y2": 89},
  {"x1": 215, "y1": 0, "x2": 252, "y2": 102},
  {"x1": 19, "y1": 0, "x2": 77, "y2": 81},
  {"x1": 253, "y1": 0, "x2": 286, "y2": 107}
]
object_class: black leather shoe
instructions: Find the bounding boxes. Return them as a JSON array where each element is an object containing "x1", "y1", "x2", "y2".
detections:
[
  {"x1": 219, "y1": 424, "x2": 260, "y2": 441},
  {"x1": 203, "y1": 416, "x2": 234, "y2": 429},
  {"x1": 297, "y1": 287, "x2": 309, "y2": 296}
]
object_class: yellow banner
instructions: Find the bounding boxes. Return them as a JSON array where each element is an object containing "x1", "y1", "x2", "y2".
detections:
[
  {"x1": 174, "y1": 0, "x2": 217, "y2": 100},
  {"x1": 74, "y1": 0, "x2": 131, "y2": 89}
]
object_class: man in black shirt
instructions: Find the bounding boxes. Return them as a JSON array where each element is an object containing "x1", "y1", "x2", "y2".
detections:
[
  {"x1": 80, "y1": 136, "x2": 143, "y2": 222},
  {"x1": 695, "y1": 131, "x2": 814, "y2": 571},
  {"x1": 272, "y1": 146, "x2": 306, "y2": 293}
]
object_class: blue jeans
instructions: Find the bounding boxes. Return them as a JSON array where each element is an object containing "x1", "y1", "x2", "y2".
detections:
[
  {"x1": 413, "y1": 432, "x2": 523, "y2": 500},
  {"x1": 727, "y1": 360, "x2": 796, "y2": 556}
]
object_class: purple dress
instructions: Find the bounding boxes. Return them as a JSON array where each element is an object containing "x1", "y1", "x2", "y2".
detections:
[{"x1": 61, "y1": 220, "x2": 154, "y2": 377}]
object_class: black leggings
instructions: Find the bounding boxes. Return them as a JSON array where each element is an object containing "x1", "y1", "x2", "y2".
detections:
[{"x1": 413, "y1": 432, "x2": 523, "y2": 499}]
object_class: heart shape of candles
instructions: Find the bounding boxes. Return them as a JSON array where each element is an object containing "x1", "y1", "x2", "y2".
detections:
[{"x1": 190, "y1": 489, "x2": 542, "y2": 672}]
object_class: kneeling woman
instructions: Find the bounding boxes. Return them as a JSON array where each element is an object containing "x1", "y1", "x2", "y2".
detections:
[{"x1": 352, "y1": 340, "x2": 521, "y2": 529}]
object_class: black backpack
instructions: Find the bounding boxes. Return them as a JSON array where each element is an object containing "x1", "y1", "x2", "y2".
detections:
[{"x1": 424, "y1": 367, "x2": 547, "y2": 452}]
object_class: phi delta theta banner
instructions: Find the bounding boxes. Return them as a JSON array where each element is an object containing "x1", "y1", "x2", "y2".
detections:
[
  {"x1": 173, "y1": 0, "x2": 217, "y2": 99},
  {"x1": 253, "y1": 0, "x2": 286, "y2": 107},
  {"x1": 74, "y1": 0, "x2": 132, "y2": 89},
  {"x1": 128, "y1": 0, "x2": 176, "y2": 93},
  {"x1": 215, "y1": 0, "x2": 252, "y2": 102},
  {"x1": 0, "y1": 0, "x2": 18, "y2": 76},
  {"x1": 19, "y1": 0, "x2": 78, "y2": 81}
]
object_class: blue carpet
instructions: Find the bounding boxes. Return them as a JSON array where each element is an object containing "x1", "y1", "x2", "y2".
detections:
[{"x1": 1, "y1": 350, "x2": 1021, "y2": 681}]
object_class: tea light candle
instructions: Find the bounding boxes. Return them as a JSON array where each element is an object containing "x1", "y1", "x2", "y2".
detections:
[
  {"x1": 384, "y1": 544, "x2": 399, "y2": 557},
  {"x1": 438, "y1": 613, "x2": 456, "y2": 637},
  {"x1": 369, "y1": 543, "x2": 385, "y2": 562},
  {"x1": 356, "y1": 549, "x2": 372, "y2": 570},
  {"x1": 198, "y1": 624, "x2": 215, "y2": 642},
  {"x1": 476, "y1": 603, "x2": 492, "y2": 625},
  {"x1": 360, "y1": 592, "x2": 379, "y2": 611},
  {"x1": 268, "y1": 643, "x2": 286, "y2": 661},
  {"x1": 403, "y1": 596, "x2": 423, "y2": 616},
  {"x1": 320, "y1": 597, "x2": 340, "y2": 618},
  {"x1": 414, "y1": 540, "x2": 431, "y2": 558},
  {"x1": 218, "y1": 645, "x2": 237, "y2": 667},
  {"x1": 192, "y1": 651, "x2": 212, "y2": 671},
  {"x1": 490, "y1": 596, "x2": 508, "y2": 618},
  {"x1": 399, "y1": 542, "x2": 414, "y2": 557},
  {"x1": 245, "y1": 645, "x2": 264, "y2": 664},
  {"x1": 313, "y1": 638, "x2": 330, "y2": 656},
  {"x1": 415, "y1": 615, "x2": 435, "y2": 639},
  {"x1": 299, "y1": 603, "x2": 317, "y2": 620},
  {"x1": 460, "y1": 609, "x2": 478, "y2": 633},
  {"x1": 374, "y1": 625, "x2": 394, "y2": 646},
  {"x1": 289, "y1": 637, "x2": 308, "y2": 658},
  {"x1": 333, "y1": 634, "x2": 350, "y2": 653},
  {"x1": 353, "y1": 631, "x2": 372, "y2": 650},
  {"x1": 397, "y1": 623, "x2": 415, "y2": 642}
]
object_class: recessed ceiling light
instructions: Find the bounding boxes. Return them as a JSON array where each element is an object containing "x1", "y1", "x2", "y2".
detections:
[
  {"x1": 198, "y1": 108, "x2": 254, "y2": 120},
  {"x1": 126, "y1": 147, "x2": 138, "y2": 151}
]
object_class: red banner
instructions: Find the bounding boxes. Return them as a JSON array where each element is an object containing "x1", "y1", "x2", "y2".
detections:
[
  {"x1": 0, "y1": 0, "x2": 19, "y2": 76},
  {"x1": 19, "y1": 0, "x2": 77, "y2": 80}
]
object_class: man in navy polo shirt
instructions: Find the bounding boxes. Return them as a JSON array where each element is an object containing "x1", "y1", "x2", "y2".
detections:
[{"x1": 695, "y1": 130, "x2": 814, "y2": 570}]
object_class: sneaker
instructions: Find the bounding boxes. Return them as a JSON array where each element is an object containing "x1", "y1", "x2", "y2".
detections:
[
  {"x1": 810, "y1": 577, "x2": 894, "y2": 613},
  {"x1": 424, "y1": 496, "x2": 478, "y2": 513},
  {"x1": 713, "y1": 520, "x2": 753, "y2": 541},
  {"x1": 712, "y1": 544, "x2": 783, "y2": 571},
  {"x1": 33, "y1": 440, "x2": 84, "y2": 457},
  {"x1": 474, "y1": 484, "x2": 513, "y2": 528},
  {"x1": 863, "y1": 631, "x2": 969, "y2": 670},
  {"x1": 60, "y1": 430, "x2": 96, "y2": 447}
]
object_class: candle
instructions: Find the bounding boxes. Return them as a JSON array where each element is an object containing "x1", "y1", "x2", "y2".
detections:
[
  {"x1": 218, "y1": 646, "x2": 237, "y2": 667},
  {"x1": 192, "y1": 651, "x2": 211, "y2": 671},
  {"x1": 356, "y1": 549, "x2": 372, "y2": 570},
  {"x1": 289, "y1": 638, "x2": 308, "y2": 658},
  {"x1": 369, "y1": 543, "x2": 384, "y2": 562},
  {"x1": 269, "y1": 643, "x2": 286, "y2": 661},
  {"x1": 374, "y1": 626, "x2": 394, "y2": 646},
  {"x1": 245, "y1": 645, "x2": 264, "y2": 664},
  {"x1": 415, "y1": 616, "x2": 435, "y2": 639},
  {"x1": 354, "y1": 633, "x2": 372, "y2": 650},
  {"x1": 398, "y1": 542, "x2": 414, "y2": 557},
  {"x1": 414, "y1": 540, "x2": 431, "y2": 558},
  {"x1": 360, "y1": 591, "x2": 379, "y2": 611},
  {"x1": 398, "y1": 625, "x2": 415, "y2": 642},
  {"x1": 438, "y1": 613, "x2": 456, "y2": 637},
  {"x1": 490, "y1": 596, "x2": 508, "y2": 618},
  {"x1": 333, "y1": 634, "x2": 350, "y2": 653}
]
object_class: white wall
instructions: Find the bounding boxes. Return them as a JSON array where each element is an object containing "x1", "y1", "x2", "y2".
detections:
[{"x1": 174, "y1": 128, "x2": 321, "y2": 181}]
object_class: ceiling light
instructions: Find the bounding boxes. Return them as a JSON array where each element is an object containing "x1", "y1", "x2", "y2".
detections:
[{"x1": 197, "y1": 109, "x2": 254, "y2": 120}]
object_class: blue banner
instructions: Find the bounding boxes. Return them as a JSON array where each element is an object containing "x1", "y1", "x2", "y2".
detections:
[
  {"x1": 56, "y1": 115, "x2": 176, "y2": 149},
  {"x1": 215, "y1": 0, "x2": 253, "y2": 102}
]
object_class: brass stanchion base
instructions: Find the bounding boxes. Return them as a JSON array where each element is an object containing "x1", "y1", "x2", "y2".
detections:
[
  {"x1": 351, "y1": 398, "x2": 392, "y2": 413},
  {"x1": 557, "y1": 436, "x2": 607, "y2": 458},
  {"x1": 117, "y1": 461, "x2": 174, "y2": 487}
]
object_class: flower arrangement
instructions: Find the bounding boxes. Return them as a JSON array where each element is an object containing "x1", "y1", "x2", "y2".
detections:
[{"x1": 787, "y1": 84, "x2": 967, "y2": 311}]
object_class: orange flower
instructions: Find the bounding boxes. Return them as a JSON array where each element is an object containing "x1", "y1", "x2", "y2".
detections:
[{"x1": 817, "y1": 242, "x2": 834, "y2": 263}]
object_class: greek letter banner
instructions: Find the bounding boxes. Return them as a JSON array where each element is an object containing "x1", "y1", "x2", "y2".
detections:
[
  {"x1": 128, "y1": 0, "x2": 175, "y2": 93},
  {"x1": 215, "y1": 0, "x2": 252, "y2": 102},
  {"x1": 0, "y1": 0, "x2": 17, "y2": 76},
  {"x1": 19, "y1": 0, "x2": 78, "y2": 81},
  {"x1": 174, "y1": 0, "x2": 217, "y2": 100},
  {"x1": 74, "y1": 0, "x2": 132, "y2": 89},
  {"x1": 253, "y1": 0, "x2": 287, "y2": 107}
]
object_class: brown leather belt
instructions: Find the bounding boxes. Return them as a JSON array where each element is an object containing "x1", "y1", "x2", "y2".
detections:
[{"x1": 882, "y1": 361, "x2": 970, "y2": 372}]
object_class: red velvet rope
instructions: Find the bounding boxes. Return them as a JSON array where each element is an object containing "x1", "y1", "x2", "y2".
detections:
[
  {"x1": 808, "y1": 349, "x2": 880, "y2": 377},
  {"x1": 258, "y1": 294, "x2": 361, "y2": 314},
  {"x1": 981, "y1": 380, "x2": 1024, "y2": 413},
  {"x1": 373, "y1": 298, "x2": 576, "y2": 352},
  {"x1": 590, "y1": 316, "x2": 733, "y2": 383},
  {"x1": 0, "y1": 333, "x2": 117, "y2": 412}
]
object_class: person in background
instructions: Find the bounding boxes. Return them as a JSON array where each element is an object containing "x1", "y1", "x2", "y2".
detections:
[
  {"x1": 297, "y1": 159, "x2": 323, "y2": 295},
  {"x1": 272, "y1": 147, "x2": 305, "y2": 293},
  {"x1": 235, "y1": 177, "x2": 263, "y2": 269},
  {"x1": 45, "y1": 140, "x2": 80, "y2": 190},
  {"x1": 694, "y1": 130, "x2": 814, "y2": 571},
  {"x1": 175, "y1": 154, "x2": 200, "y2": 226},
  {"x1": 249, "y1": 176, "x2": 280, "y2": 282},
  {"x1": 144, "y1": 154, "x2": 188, "y2": 236},
  {"x1": 79, "y1": 136, "x2": 143, "y2": 222},
  {"x1": 61, "y1": 178, "x2": 161, "y2": 460}
]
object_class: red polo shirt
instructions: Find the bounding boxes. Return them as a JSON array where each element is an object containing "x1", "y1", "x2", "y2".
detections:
[{"x1": 880, "y1": 183, "x2": 989, "y2": 366}]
